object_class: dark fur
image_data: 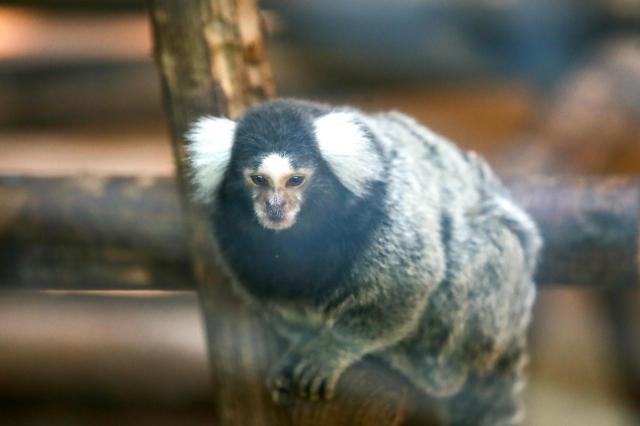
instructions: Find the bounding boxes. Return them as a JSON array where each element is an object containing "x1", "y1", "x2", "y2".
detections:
[{"x1": 212, "y1": 101, "x2": 387, "y2": 302}]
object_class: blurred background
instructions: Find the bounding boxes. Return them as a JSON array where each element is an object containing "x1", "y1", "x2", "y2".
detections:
[{"x1": 0, "y1": 0, "x2": 639, "y2": 425}]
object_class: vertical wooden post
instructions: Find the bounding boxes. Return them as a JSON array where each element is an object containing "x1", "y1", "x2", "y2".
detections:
[
  {"x1": 147, "y1": 1, "x2": 411, "y2": 425},
  {"x1": 148, "y1": 1, "x2": 284, "y2": 425},
  {"x1": 148, "y1": 0, "x2": 275, "y2": 299},
  {"x1": 147, "y1": 0, "x2": 275, "y2": 299}
]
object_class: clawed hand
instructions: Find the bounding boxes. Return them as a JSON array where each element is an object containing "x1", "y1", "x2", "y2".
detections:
[{"x1": 268, "y1": 348, "x2": 346, "y2": 405}]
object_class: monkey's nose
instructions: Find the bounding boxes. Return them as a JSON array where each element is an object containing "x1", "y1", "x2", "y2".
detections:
[{"x1": 266, "y1": 201, "x2": 286, "y2": 222}]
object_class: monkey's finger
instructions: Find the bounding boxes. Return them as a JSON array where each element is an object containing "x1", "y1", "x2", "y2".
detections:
[
  {"x1": 323, "y1": 372, "x2": 340, "y2": 401},
  {"x1": 299, "y1": 365, "x2": 323, "y2": 399},
  {"x1": 292, "y1": 359, "x2": 310, "y2": 381},
  {"x1": 308, "y1": 372, "x2": 326, "y2": 401},
  {"x1": 295, "y1": 363, "x2": 316, "y2": 398}
]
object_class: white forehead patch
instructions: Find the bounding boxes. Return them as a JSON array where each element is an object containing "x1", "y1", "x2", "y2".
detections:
[{"x1": 258, "y1": 153, "x2": 293, "y2": 181}]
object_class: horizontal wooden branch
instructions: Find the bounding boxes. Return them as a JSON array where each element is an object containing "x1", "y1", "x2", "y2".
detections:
[
  {"x1": 505, "y1": 176, "x2": 640, "y2": 288},
  {"x1": 0, "y1": 175, "x2": 192, "y2": 289},
  {"x1": 1, "y1": 174, "x2": 638, "y2": 289}
]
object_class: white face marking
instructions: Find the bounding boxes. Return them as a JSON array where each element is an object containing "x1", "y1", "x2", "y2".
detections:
[
  {"x1": 246, "y1": 152, "x2": 309, "y2": 231},
  {"x1": 258, "y1": 153, "x2": 294, "y2": 183}
]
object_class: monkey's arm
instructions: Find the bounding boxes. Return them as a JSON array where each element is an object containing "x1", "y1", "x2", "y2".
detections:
[{"x1": 269, "y1": 278, "x2": 431, "y2": 403}]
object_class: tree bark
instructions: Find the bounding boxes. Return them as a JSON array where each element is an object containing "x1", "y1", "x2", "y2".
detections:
[
  {"x1": 148, "y1": 0, "x2": 275, "y2": 296},
  {"x1": 0, "y1": 175, "x2": 192, "y2": 289},
  {"x1": 147, "y1": 1, "x2": 288, "y2": 425},
  {"x1": 505, "y1": 176, "x2": 640, "y2": 288}
]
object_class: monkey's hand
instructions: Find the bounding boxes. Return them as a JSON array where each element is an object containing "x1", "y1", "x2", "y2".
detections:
[
  {"x1": 268, "y1": 334, "x2": 359, "y2": 404},
  {"x1": 268, "y1": 273, "x2": 433, "y2": 405}
]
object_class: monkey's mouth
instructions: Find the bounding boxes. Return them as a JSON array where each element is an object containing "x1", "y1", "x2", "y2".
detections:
[
  {"x1": 255, "y1": 208, "x2": 298, "y2": 231},
  {"x1": 262, "y1": 219, "x2": 295, "y2": 231}
]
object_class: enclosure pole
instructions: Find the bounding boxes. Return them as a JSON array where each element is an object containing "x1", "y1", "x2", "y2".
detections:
[
  {"x1": 147, "y1": 1, "x2": 286, "y2": 425},
  {"x1": 146, "y1": 2, "x2": 410, "y2": 425},
  {"x1": 148, "y1": 0, "x2": 275, "y2": 300}
]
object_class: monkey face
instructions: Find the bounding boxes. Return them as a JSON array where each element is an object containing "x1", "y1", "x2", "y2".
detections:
[{"x1": 244, "y1": 153, "x2": 313, "y2": 231}]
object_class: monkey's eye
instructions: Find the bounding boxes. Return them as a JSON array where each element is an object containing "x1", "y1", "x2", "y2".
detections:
[
  {"x1": 286, "y1": 175, "x2": 305, "y2": 187},
  {"x1": 250, "y1": 175, "x2": 269, "y2": 187}
]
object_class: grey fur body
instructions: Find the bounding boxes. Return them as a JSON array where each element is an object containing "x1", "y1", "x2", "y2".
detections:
[{"x1": 187, "y1": 100, "x2": 541, "y2": 426}]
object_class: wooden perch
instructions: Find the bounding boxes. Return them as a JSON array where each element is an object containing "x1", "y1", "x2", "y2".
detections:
[
  {"x1": 507, "y1": 176, "x2": 640, "y2": 288},
  {"x1": 0, "y1": 176, "x2": 192, "y2": 289},
  {"x1": 1, "y1": 175, "x2": 638, "y2": 290}
]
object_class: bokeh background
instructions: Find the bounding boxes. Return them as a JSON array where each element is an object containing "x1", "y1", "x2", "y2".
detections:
[{"x1": 0, "y1": 1, "x2": 639, "y2": 425}]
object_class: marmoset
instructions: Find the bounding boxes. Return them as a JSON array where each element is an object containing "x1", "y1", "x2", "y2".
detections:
[{"x1": 186, "y1": 99, "x2": 541, "y2": 426}]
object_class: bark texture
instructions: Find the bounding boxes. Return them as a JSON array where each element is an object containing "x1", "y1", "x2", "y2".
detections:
[{"x1": 0, "y1": 175, "x2": 190, "y2": 289}]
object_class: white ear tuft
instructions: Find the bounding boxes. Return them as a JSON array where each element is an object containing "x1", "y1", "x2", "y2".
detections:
[
  {"x1": 314, "y1": 112, "x2": 383, "y2": 197},
  {"x1": 186, "y1": 116, "x2": 236, "y2": 202}
]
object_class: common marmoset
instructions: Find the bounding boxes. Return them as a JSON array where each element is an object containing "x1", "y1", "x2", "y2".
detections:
[{"x1": 186, "y1": 99, "x2": 541, "y2": 426}]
